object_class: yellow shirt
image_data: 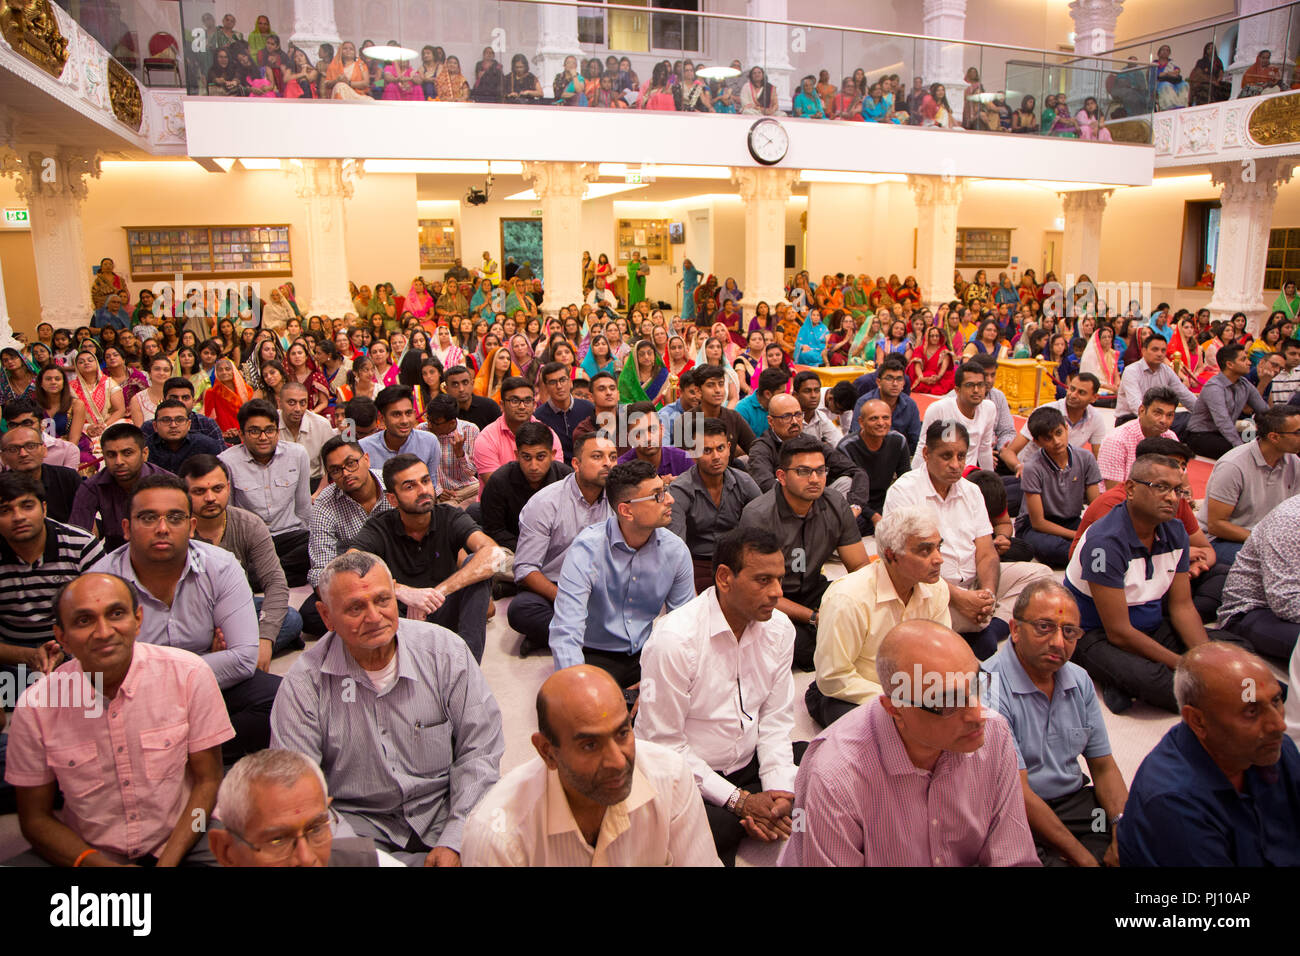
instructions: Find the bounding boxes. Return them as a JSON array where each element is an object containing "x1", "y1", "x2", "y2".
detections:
[{"x1": 813, "y1": 560, "x2": 951, "y2": 705}]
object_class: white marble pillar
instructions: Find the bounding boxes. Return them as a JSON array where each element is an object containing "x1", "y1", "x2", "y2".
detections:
[
  {"x1": 1068, "y1": 0, "x2": 1124, "y2": 107},
  {"x1": 0, "y1": 147, "x2": 99, "y2": 331},
  {"x1": 291, "y1": 159, "x2": 360, "y2": 319},
  {"x1": 921, "y1": 0, "x2": 968, "y2": 122},
  {"x1": 291, "y1": 0, "x2": 341, "y2": 53},
  {"x1": 1227, "y1": 0, "x2": 1291, "y2": 97},
  {"x1": 521, "y1": 161, "x2": 598, "y2": 316},
  {"x1": 1059, "y1": 188, "x2": 1112, "y2": 285},
  {"x1": 732, "y1": 166, "x2": 798, "y2": 310},
  {"x1": 1206, "y1": 158, "x2": 1294, "y2": 329},
  {"x1": 535, "y1": 3, "x2": 581, "y2": 97},
  {"x1": 908, "y1": 173, "x2": 965, "y2": 307},
  {"x1": 746, "y1": 0, "x2": 794, "y2": 110}
]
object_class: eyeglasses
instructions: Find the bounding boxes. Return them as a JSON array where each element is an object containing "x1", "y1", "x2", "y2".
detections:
[
  {"x1": 228, "y1": 814, "x2": 332, "y2": 862},
  {"x1": 133, "y1": 510, "x2": 190, "y2": 528},
  {"x1": 1130, "y1": 477, "x2": 1180, "y2": 498},
  {"x1": 155, "y1": 416, "x2": 189, "y2": 427},
  {"x1": 1013, "y1": 617, "x2": 1085, "y2": 642},
  {"x1": 626, "y1": 488, "x2": 669, "y2": 505},
  {"x1": 897, "y1": 668, "x2": 989, "y2": 718},
  {"x1": 1, "y1": 441, "x2": 42, "y2": 454},
  {"x1": 768, "y1": 411, "x2": 802, "y2": 423},
  {"x1": 325, "y1": 455, "x2": 364, "y2": 479},
  {"x1": 243, "y1": 426, "x2": 278, "y2": 438},
  {"x1": 786, "y1": 465, "x2": 828, "y2": 479},
  {"x1": 502, "y1": 395, "x2": 534, "y2": 406}
]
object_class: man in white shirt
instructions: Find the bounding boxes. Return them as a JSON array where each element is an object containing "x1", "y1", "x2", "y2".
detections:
[
  {"x1": 638, "y1": 526, "x2": 800, "y2": 866},
  {"x1": 461, "y1": 665, "x2": 721, "y2": 866},
  {"x1": 793, "y1": 371, "x2": 842, "y2": 445},
  {"x1": 279, "y1": 381, "x2": 336, "y2": 492},
  {"x1": 886, "y1": 419, "x2": 1053, "y2": 660},
  {"x1": 912, "y1": 363, "x2": 998, "y2": 472},
  {"x1": 1001, "y1": 372, "x2": 1107, "y2": 474}
]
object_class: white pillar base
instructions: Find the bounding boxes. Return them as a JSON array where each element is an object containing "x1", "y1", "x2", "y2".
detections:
[
  {"x1": 1206, "y1": 158, "x2": 1294, "y2": 331},
  {"x1": 731, "y1": 166, "x2": 798, "y2": 310},
  {"x1": 521, "y1": 161, "x2": 599, "y2": 317},
  {"x1": 908, "y1": 174, "x2": 965, "y2": 308}
]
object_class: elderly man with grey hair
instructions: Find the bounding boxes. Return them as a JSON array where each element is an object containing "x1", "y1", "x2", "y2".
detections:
[
  {"x1": 781, "y1": 619, "x2": 1037, "y2": 866},
  {"x1": 1119, "y1": 642, "x2": 1300, "y2": 866},
  {"x1": 805, "y1": 504, "x2": 952, "y2": 728},
  {"x1": 270, "y1": 550, "x2": 504, "y2": 867},
  {"x1": 210, "y1": 749, "x2": 404, "y2": 867}
]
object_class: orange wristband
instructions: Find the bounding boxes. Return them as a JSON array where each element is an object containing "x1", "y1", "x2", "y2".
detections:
[{"x1": 72, "y1": 848, "x2": 99, "y2": 868}]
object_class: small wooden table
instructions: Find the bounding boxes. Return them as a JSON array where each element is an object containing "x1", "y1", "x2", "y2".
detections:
[{"x1": 797, "y1": 365, "x2": 870, "y2": 388}]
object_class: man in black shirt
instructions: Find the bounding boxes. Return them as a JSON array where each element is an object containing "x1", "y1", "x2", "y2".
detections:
[
  {"x1": 445, "y1": 365, "x2": 502, "y2": 431},
  {"x1": 349, "y1": 454, "x2": 500, "y2": 662},
  {"x1": 0, "y1": 425, "x2": 81, "y2": 524},
  {"x1": 146, "y1": 398, "x2": 227, "y2": 474},
  {"x1": 479, "y1": 421, "x2": 572, "y2": 552},
  {"x1": 836, "y1": 398, "x2": 910, "y2": 534},
  {"x1": 140, "y1": 377, "x2": 225, "y2": 444}
]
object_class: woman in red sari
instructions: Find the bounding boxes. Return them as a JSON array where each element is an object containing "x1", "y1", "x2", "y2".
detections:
[
  {"x1": 907, "y1": 325, "x2": 955, "y2": 394},
  {"x1": 203, "y1": 357, "x2": 253, "y2": 443}
]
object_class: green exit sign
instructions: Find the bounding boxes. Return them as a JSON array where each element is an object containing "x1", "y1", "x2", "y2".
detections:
[{"x1": 3, "y1": 208, "x2": 29, "y2": 225}]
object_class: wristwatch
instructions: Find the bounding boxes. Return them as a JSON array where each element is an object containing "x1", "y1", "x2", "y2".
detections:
[{"x1": 809, "y1": 611, "x2": 820, "y2": 628}]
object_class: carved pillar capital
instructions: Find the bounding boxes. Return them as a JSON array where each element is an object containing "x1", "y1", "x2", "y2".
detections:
[{"x1": 521, "y1": 161, "x2": 599, "y2": 200}]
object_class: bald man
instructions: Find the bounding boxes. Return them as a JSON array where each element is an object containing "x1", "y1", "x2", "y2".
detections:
[
  {"x1": 1119, "y1": 643, "x2": 1300, "y2": 865},
  {"x1": 780, "y1": 620, "x2": 1038, "y2": 867},
  {"x1": 461, "y1": 666, "x2": 720, "y2": 866}
]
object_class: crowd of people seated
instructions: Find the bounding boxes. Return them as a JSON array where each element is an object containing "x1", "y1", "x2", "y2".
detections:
[
  {"x1": 1, "y1": 244, "x2": 1299, "y2": 869},
  {"x1": 188, "y1": 13, "x2": 1300, "y2": 129}
]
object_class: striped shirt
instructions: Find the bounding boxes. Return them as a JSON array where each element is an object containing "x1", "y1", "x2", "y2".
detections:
[
  {"x1": 778, "y1": 698, "x2": 1038, "y2": 867},
  {"x1": 424, "y1": 421, "x2": 480, "y2": 494},
  {"x1": 306, "y1": 469, "x2": 393, "y2": 587},
  {"x1": 0, "y1": 520, "x2": 105, "y2": 648},
  {"x1": 1096, "y1": 418, "x2": 1178, "y2": 484}
]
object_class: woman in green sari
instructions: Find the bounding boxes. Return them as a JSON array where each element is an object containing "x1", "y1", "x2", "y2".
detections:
[
  {"x1": 618, "y1": 339, "x2": 671, "y2": 408},
  {"x1": 848, "y1": 313, "x2": 881, "y2": 364},
  {"x1": 843, "y1": 275, "x2": 871, "y2": 324},
  {"x1": 502, "y1": 279, "x2": 535, "y2": 320},
  {"x1": 627, "y1": 253, "x2": 649, "y2": 309}
]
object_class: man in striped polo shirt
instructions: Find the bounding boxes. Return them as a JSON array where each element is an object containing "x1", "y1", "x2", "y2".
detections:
[{"x1": 0, "y1": 472, "x2": 105, "y2": 671}]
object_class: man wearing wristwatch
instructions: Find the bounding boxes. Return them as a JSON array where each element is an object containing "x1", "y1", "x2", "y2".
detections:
[{"x1": 639, "y1": 526, "x2": 804, "y2": 866}]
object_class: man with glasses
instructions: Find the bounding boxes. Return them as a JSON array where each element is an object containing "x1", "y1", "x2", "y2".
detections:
[
  {"x1": 2, "y1": 398, "x2": 80, "y2": 469},
  {"x1": 473, "y1": 377, "x2": 562, "y2": 489},
  {"x1": 1200, "y1": 405, "x2": 1300, "y2": 565},
  {"x1": 549, "y1": 460, "x2": 694, "y2": 690},
  {"x1": 739, "y1": 434, "x2": 869, "y2": 671},
  {"x1": 2, "y1": 572, "x2": 233, "y2": 867},
  {"x1": 92, "y1": 474, "x2": 275, "y2": 762},
  {"x1": 180, "y1": 455, "x2": 303, "y2": 668},
  {"x1": 211, "y1": 749, "x2": 404, "y2": 867},
  {"x1": 219, "y1": 399, "x2": 312, "y2": 587},
  {"x1": 1066, "y1": 454, "x2": 1242, "y2": 715},
  {"x1": 780, "y1": 619, "x2": 1037, "y2": 867},
  {"x1": 145, "y1": 398, "x2": 226, "y2": 475},
  {"x1": 850, "y1": 355, "x2": 921, "y2": 456},
  {"x1": 279, "y1": 381, "x2": 335, "y2": 492},
  {"x1": 535, "y1": 361, "x2": 594, "y2": 465},
  {"x1": 271, "y1": 550, "x2": 503, "y2": 868},
  {"x1": 0, "y1": 422, "x2": 81, "y2": 523},
  {"x1": 349, "y1": 455, "x2": 499, "y2": 663},
  {"x1": 138, "y1": 378, "x2": 224, "y2": 445},
  {"x1": 70, "y1": 422, "x2": 172, "y2": 554},
  {"x1": 911, "y1": 363, "x2": 998, "y2": 472},
  {"x1": 985, "y1": 580, "x2": 1128, "y2": 866}
]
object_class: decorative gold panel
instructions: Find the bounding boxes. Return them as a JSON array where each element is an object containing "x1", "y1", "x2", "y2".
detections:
[
  {"x1": 1105, "y1": 118, "x2": 1152, "y2": 145},
  {"x1": 0, "y1": 0, "x2": 69, "y2": 77},
  {"x1": 1248, "y1": 92, "x2": 1300, "y2": 147},
  {"x1": 108, "y1": 57, "x2": 143, "y2": 131},
  {"x1": 995, "y1": 358, "x2": 1049, "y2": 415}
]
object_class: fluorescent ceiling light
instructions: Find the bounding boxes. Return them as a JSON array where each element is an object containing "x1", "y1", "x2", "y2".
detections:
[
  {"x1": 696, "y1": 66, "x2": 739, "y2": 80},
  {"x1": 239, "y1": 158, "x2": 284, "y2": 170},
  {"x1": 213, "y1": 157, "x2": 235, "y2": 172},
  {"x1": 362, "y1": 45, "x2": 417, "y2": 61},
  {"x1": 1021, "y1": 179, "x2": 1127, "y2": 192},
  {"x1": 364, "y1": 160, "x2": 524, "y2": 175},
  {"x1": 504, "y1": 182, "x2": 648, "y2": 201},
  {"x1": 799, "y1": 170, "x2": 907, "y2": 185},
  {"x1": 597, "y1": 163, "x2": 730, "y2": 179}
]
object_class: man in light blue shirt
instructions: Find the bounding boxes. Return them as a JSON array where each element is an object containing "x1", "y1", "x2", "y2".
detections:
[
  {"x1": 984, "y1": 579, "x2": 1128, "y2": 867},
  {"x1": 359, "y1": 385, "x2": 442, "y2": 493},
  {"x1": 549, "y1": 459, "x2": 694, "y2": 689},
  {"x1": 91, "y1": 473, "x2": 275, "y2": 763}
]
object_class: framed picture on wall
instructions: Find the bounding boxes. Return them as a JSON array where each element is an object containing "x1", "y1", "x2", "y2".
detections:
[
  {"x1": 418, "y1": 219, "x2": 458, "y2": 269},
  {"x1": 501, "y1": 218, "x2": 544, "y2": 282}
]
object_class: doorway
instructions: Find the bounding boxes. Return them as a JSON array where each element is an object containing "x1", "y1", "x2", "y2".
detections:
[{"x1": 1042, "y1": 231, "x2": 1062, "y2": 277}]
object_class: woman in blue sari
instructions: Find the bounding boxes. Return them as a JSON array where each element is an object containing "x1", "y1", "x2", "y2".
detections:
[
  {"x1": 580, "y1": 333, "x2": 617, "y2": 379},
  {"x1": 469, "y1": 278, "x2": 493, "y2": 318},
  {"x1": 793, "y1": 310, "x2": 830, "y2": 365},
  {"x1": 680, "y1": 258, "x2": 702, "y2": 322}
]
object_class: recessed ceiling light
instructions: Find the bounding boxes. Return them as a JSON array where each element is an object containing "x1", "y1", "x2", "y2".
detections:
[
  {"x1": 362, "y1": 45, "x2": 418, "y2": 61},
  {"x1": 696, "y1": 66, "x2": 740, "y2": 80}
]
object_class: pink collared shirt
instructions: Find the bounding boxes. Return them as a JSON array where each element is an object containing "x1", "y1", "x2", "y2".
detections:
[
  {"x1": 778, "y1": 698, "x2": 1039, "y2": 867},
  {"x1": 4, "y1": 642, "x2": 234, "y2": 861}
]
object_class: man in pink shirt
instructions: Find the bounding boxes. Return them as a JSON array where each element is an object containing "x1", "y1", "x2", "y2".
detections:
[
  {"x1": 4, "y1": 572, "x2": 233, "y2": 866},
  {"x1": 779, "y1": 619, "x2": 1038, "y2": 867},
  {"x1": 472, "y1": 377, "x2": 562, "y2": 495}
]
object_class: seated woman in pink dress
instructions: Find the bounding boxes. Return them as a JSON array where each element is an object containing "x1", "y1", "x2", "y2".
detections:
[
  {"x1": 907, "y1": 326, "x2": 956, "y2": 395},
  {"x1": 1075, "y1": 97, "x2": 1112, "y2": 141},
  {"x1": 382, "y1": 55, "x2": 424, "y2": 101},
  {"x1": 637, "y1": 63, "x2": 678, "y2": 111}
]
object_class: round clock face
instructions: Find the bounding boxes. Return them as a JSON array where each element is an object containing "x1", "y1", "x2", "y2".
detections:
[{"x1": 748, "y1": 118, "x2": 789, "y2": 165}]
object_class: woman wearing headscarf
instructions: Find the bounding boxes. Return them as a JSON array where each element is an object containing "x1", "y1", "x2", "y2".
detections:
[
  {"x1": 325, "y1": 41, "x2": 370, "y2": 100},
  {"x1": 792, "y1": 310, "x2": 829, "y2": 366},
  {"x1": 741, "y1": 66, "x2": 779, "y2": 115},
  {"x1": 750, "y1": 342, "x2": 796, "y2": 392},
  {"x1": 473, "y1": 346, "x2": 520, "y2": 405},
  {"x1": 619, "y1": 340, "x2": 671, "y2": 409},
  {"x1": 406, "y1": 278, "x2": 434, "y2": 324},
  {"x1": 242, "y1": 335, "x2": 285, "y2": 392},
  {"x1": 1189, "y1": 42, "x2": 1230, "y2": 105},
  {"x1": 202, "y1": 357, "x2": 253, "y2": 443},
  {"x1": 509, "y1": 333, "x2": 539, "y2": 385},
  {"x1": 90, "y1": 257, "x2": 128, "y2": 310},
  {"x1": 435, "y1": 55, "x2": 471, "y2": 101},
  {"x1": 579, "y1": 334, "x2": 616, "y2": 380}
]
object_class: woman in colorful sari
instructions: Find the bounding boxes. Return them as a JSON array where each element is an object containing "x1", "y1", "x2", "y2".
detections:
[
  {"x1": 664, "y1": 334, "x2": 695, "y2": 397},
  {"x1": 469, "y1": 278, "x2": 494, "y2": 319},
  {"x1": 734, "y1": 330, "x2": 765, "y2": 397},
  {"x1": 876, "y1": 318, "x2": 911, "y2": 365},
  {"x1": 0, "y1": 348, "x2": 36, "y2": 405},
  {"x1": 435, "y1": 55, "x2": 471, "y2": 102},
  {"x1": 792, "y1": 311, "x2": 829, "y2": 366},
  {"x1": 579, "y1": 333, "x2": 616, "y2": 380},
  {"x1": 1080, "y1": 326, "x2": 1121, "y2": 398},
  {"x1": 70, "y1": 349, "x2": 125, "y2": 466},
  {"x1": 202, "y1": 358, "x2": 253, "y2": 443},
  {"x1": 841, "y1": 276, "x2": 871, "y2": 324},
  {"x1": 741, "y1": 66, "x2": 779, "y2": 116},
  {"x1": 907, "y1": 326, "x2": 955, "y2": 395},
  {"x1": 1153, "y1": 45, "x2": 1189, "y2": 110},
  {"x1": 824, "y1": 314, "x2": 857, "y2": 367},
  {"x1": 618, "y1": 340, "x2": 671, "y2": 408},
  {"x1": 382, "y1": 52, "x2": 423, "y2": 101},
  {"x1": 90, "y1": 257, "x2": 128, "y2": 310},
  {"x1": 751, "y1": 343, "x2": 797, "y2": 394},
  {"x1": 405, "y1": 278, "x2": 434, "y2": 324},
  {"x1": 429, "y1": 324, "x2": 465, "y2": 369},
  {"x1": 509, "y1": 334, "x2": 539, "y2": 385},
  {"x1": 1240, "y1": 49, "x2": 1283, "y2": 98},
  {"x1": 284, "y1": 341, "x2": 331, "y2": 415},
  {"x1": 848, "y1": 313, "x2": 883, "y2": 365},
  {"x1": 325, "y1": 42, "x2": 370, "y2": 99},
  {"x1": 474, "y1": 346, "x2": 520, "y2": 405}
]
